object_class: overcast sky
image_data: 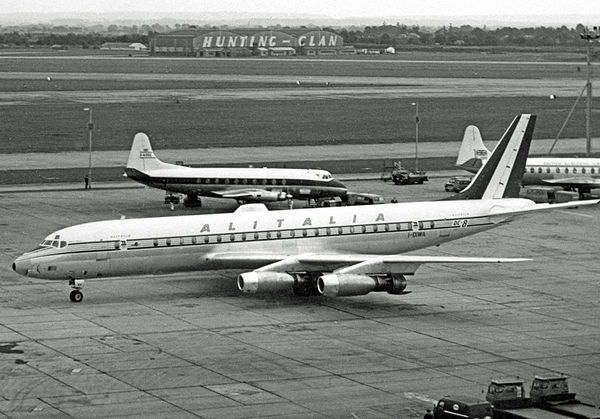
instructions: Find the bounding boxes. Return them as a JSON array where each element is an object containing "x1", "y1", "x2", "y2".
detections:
[{"x1": 2, "y1": 0, "x2": 599, "y2": 25}]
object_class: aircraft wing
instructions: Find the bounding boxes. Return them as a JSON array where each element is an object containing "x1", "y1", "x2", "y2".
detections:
[
  {"x1": 488, "y1": 199, "x2": 600, "y2": 220},
  {"x1": 541, "y1": 177, "x2": 600, "y2": 188},
  {"x1": 207, "y1": 188, "x2": 287, "y2": 201},
  {"x1": 206, "y1": 252, "x2": 529, "y2": 275}
]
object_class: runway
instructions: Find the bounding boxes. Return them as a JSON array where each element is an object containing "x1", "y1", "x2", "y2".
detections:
[
  {"x1": 0, "y1": 77, "x2": 588, "y2": 105},
  {"x1": 1, "y1": 138, "x2": 598, "y2": 172},
  {"x1": 1, "y1": 178, "x2": 599, "y2": 418}
]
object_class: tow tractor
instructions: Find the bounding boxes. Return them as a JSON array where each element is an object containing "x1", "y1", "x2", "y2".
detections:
[{"x1": 381, "y1": 161, "x2": 428, "y2": 185}]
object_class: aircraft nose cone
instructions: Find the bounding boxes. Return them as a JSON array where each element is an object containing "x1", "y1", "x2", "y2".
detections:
[
  {"x1": 12, "y1": 256, "x2": 29, "y2": 277},
  {"x1": 332, "y1": 180, "x2": 347, "y2": 190}
]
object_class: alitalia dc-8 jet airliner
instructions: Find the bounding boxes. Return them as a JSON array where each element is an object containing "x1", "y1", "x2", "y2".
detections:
[{"x1": 12, "y1": 115, "x2": 598, "y2": 302}]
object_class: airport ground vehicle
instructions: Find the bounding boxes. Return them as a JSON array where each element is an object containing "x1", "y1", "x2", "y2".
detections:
[
  {"x1": 430, "y1": 375, "x2": 599, "y2": 419},
  {"x1": 342, "y1": 192, "x2": 385, "y2": 205},
  {"x1": 444, "y1": 176, "x2": 472, "y2": 192},
  {"x1": 381, "y1": 161, "x2": 428, "y2": 184},
  {"x1": 391, "y1": 167, "x2": 428, "y2": 185},
  {"x1": 317, "y1": 192, "x2": 385, "y2": 207},
  {"x1": 529, "y1": 375, "x2": 600, "y2": 419},
  {"x1": 519, "y1": 186, "x2": 578, "y2": 204},
  {"x1": 431, "y1": 395, "x2": 493, "y2": 418}
]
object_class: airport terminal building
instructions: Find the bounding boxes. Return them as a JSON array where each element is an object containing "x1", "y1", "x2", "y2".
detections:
[{"x1": 150, "y1": 29, "x2": 352, "y2": 57}]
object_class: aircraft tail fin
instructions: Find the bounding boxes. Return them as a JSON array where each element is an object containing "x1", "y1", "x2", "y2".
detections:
[
  {"x1": 456, "y1": 125, "x2": 489, "y2": 173},
  {"x1": 126, "y1": 133, "x2": 170, "y2": 172},
  {"x1": 448, "y1": 114, "x2": 536, "y2": 200}
]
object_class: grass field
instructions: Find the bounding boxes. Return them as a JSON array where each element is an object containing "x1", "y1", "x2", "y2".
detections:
[{"x1": 0, "y1": 96, "x2": 596, "y2": 153}]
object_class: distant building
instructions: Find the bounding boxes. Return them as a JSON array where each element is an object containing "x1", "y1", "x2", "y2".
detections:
[{"x1": 150, "y1": 29, "x2": 346, "y2": 57}]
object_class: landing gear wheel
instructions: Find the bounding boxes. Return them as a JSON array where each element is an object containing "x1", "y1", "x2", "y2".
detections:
[{"x1": 69, "y1": 290, "x2": 83, "y2": 303}]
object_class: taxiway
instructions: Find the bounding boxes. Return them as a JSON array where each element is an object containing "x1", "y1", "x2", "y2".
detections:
[{"x1": 1, "y1": 178, "x2": 599, "y2": 418}]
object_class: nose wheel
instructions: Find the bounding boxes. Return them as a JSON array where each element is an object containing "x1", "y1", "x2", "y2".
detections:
[
  {"x1": 68, "y1": 278, "x2": 85, "y2": 303},
  {"x1": 69, "y1": 289, "x2": 83, "y2": 303}
]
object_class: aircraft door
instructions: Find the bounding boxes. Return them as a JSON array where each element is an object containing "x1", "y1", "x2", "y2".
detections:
[{"x1": 94, "y1": 251, "x2": 110, "y2": 277}]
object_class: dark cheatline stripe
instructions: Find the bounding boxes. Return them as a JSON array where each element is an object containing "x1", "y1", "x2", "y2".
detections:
[
  {"x1": 124, "y1": 168, "x2": 343, "y2": 189},
  {"x1": 49, "y1": 216, "x2": 494, "y2": 257}
]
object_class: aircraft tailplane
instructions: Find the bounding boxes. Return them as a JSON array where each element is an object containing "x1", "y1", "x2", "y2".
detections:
[
  {"x1": 456, "y1": 125, "x2": 489, "y2": 173},
  {"x1": 126, "y1": 133, "x2": 170, "y2": 172},
  {"x1": 448, "y1": 114, "x2": 536, "y2": 200}
]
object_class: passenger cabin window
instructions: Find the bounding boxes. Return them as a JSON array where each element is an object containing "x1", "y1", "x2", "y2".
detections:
[
  {"x1": 538, "y1": 167, "x2": 542, "y2": 173},
  {"x1": 573, "y1": 168, "x2": 577, "y2": 173},
  {"x1": 582, "y1": 168, "x2": 586, "y2": 174},
  {"x1": 546, "y1": 168, "x2": 551, "y2": 173},
  {"x1": 565, "y1": 168, "x2": 569, "y2": 174},
  {"x1": 592, "y1": 168, "x2": 596, "y2": 174},
  {"x1": 529, "y1": 167, "x2": 534, "y2": 173}
]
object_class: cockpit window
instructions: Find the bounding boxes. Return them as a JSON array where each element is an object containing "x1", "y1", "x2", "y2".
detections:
[{"x1": 39, "y1": 238, "x2": 67, "y2": 249}]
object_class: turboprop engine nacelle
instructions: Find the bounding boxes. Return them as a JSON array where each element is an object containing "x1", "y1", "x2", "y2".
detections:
[
  {"x1": 245, "y1": 191, "x2": 291, "y2": 202},
  {"x1": 237, "y1": 271, "x2": 295, "y2": 294},
  {"x1": 317, "y1": 274, "x2": 407, "y2": 297}
]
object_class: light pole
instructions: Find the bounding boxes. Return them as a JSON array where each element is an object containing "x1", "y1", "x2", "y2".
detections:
[
  {"x1": 411, "y1": 102, "x2": 419, "y2": 172},
  {"x1": 580, "y1": 26, "x2": 599, "y2": 156},
  {"x1": 83, "y1": 107, "x2": 93, "y2": 188}
]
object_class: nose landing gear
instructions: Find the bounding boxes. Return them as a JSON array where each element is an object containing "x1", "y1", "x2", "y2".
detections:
[{"x1": 69, "y1": 278, "x2": 85, "y2": 303}]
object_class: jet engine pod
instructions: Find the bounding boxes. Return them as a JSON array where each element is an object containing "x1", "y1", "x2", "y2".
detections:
[
  {"x1": 237, "y1": 271, "x2": 295, "y2": 294},
  {"x1": 317, "y1": 274, "x2": 377, "y2": 297}
]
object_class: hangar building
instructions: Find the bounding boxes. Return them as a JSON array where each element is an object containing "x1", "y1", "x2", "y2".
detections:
[{"x1": 150, "y1": 29, "x2": 351, "y2": 57}]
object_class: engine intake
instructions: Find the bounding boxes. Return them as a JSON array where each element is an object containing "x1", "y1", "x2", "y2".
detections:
[
  {"x1": 237, "y1": 271, "x2": 295, "y2": 294},
  {"x1": 317, "y1": 274, "x2": 407, "y2": 297}
]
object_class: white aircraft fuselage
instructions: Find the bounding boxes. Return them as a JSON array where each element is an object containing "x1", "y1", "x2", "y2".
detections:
[
  {"x1": 13, "y1": 198, "x2": 534, "y2": 281},
  {"x1": 523, "y1": 157, "x2": 600, "y2": 185}
]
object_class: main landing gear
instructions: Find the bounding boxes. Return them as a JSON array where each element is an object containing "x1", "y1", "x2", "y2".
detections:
[
  {"x1": 69, "y1": 278, "x2": 85, "y2": 303},
  {"x1": 184, "y1": 192, "x2": 202, "y2": 207}
]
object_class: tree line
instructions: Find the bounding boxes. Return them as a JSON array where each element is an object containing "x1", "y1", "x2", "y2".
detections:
[
  {"x1": 338, "y1": 23, "x2": 591, "y2": 48},
  {"x1": 0, "y1": 23, "x2": 593, "y2": 49},
  {"x1": 0, "y1": 32, "x2": 148, "y2": 48}
]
